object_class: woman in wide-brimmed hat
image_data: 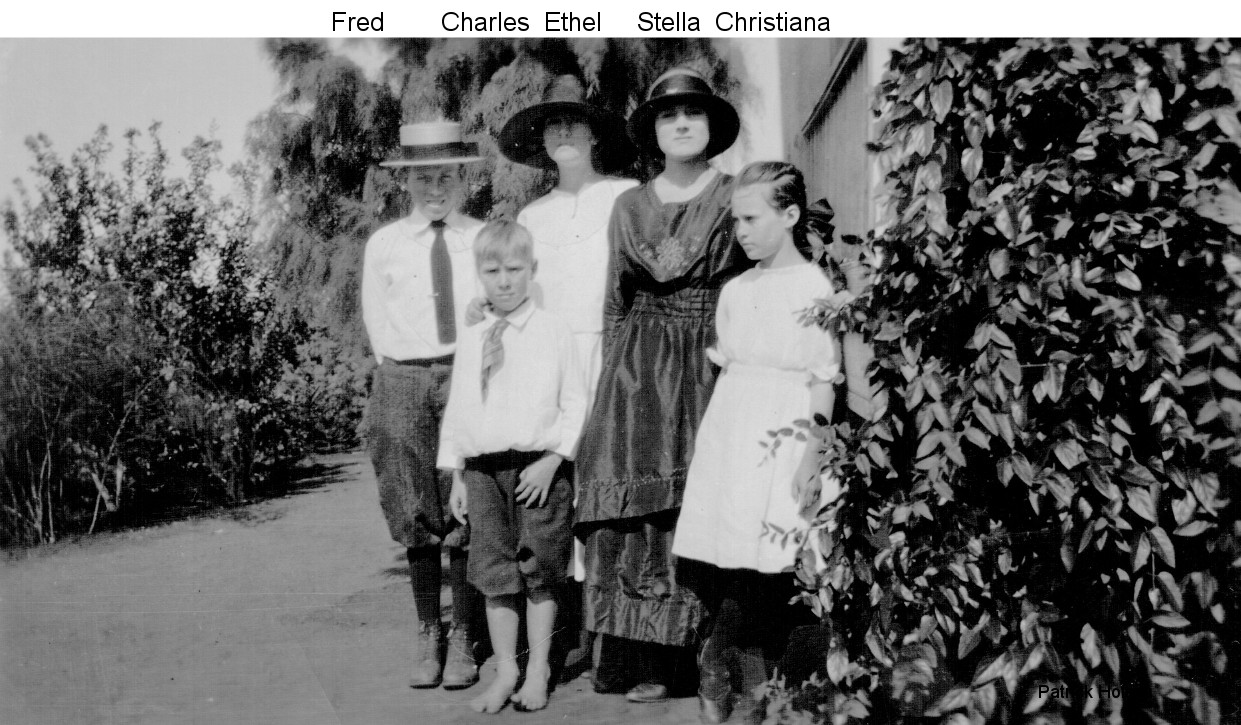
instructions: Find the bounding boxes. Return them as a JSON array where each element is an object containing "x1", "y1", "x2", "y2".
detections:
[
  {"x1": 572, "y1": 66, "x2": 753, "y2": 708},
  {"x1": 496, "y1": 74, "x2": 638, "y2": 408}
]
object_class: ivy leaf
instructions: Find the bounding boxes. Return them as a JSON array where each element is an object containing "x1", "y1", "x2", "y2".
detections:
[
  {"x1": 1115, "y1": 269, "x2": 1142, "y2": 291},
  {"x1": 1175, "y1": 520, "x2": 1215, "y2": 537},
  {"x1": 1054, "y1": 440, "x2": 1085, "y2": 469},
  {"x1": 931, "y1": 80, "x2": 954, "y2": 123},
  {"x1": 963, "y1": 146, "x2": 983, "y2": 182},
  {"x1": 996, "y1": 206, "x2": 1017, "y2": 241},
  {"x1": 973, "y1": 400, "x2": 999, "y2": 435},
  {"x1": 1181, "y1": 369, "x2": 1210, "y2": 387},
  {"x1": 1140, "y1": 86, "x2": 1164, "y2": 121},
  {"x1": 1132, "y1": 120, "x2": 1159, "y2": 144},
  {"x1": 965, "y1": 425, "x2": 991, "y2": 450},
  {"x1": 1224, "y1": 253, "x2": 1241, "y2": 288},
  {"x1": 1212, "y1": 367, "x2": 1241, "y2": 391},
  {"x1": 989, "y1": 248, "x2": 1011, "y2": 279},
  {"x1": 1150, "y1": 526, "x2": 1177, "y2": 567},
  {"x1": 1127, "y1": 488, "x2": 1157, "y2": 522},
  {"x1": 1152, "y1": 612, "x2": 1191, "y2": 629},
  {"x1": 1133, "y1": 533, "x2": 1151, "y2": 569},
  {"x1": 1010, "y1": 453, "x2": 1034, "y2": 484},
  {"x1": 1042, "y1": 363, "x2": 1065, "y2": 402},
  {"x1": 1192, "y1": 180, "x2": 1241, "y2": 234},
  {"x1": 1157, "y1": 571, "x2": 1184, "y2": 611},
  {"x1": 1081, "y1": 623, "x2": 1101, "y2": 667},
  {"x1": 826, "y1": 647, "x2": 850, "y2": 684},
  {"x1": 959, "y1": 621, "x2": 984, "y2": 659},
  {"x1": 928, "y1": 686, "x2": 973, "y2": 716}
]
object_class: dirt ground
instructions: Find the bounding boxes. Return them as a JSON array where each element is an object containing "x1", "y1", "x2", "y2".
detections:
[{"x1": 0, "y1": 452, "x2": 707, "y2": 725}]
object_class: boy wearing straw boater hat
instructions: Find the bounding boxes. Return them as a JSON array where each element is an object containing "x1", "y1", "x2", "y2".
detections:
[{"x1": 361, "y1": 121, "x2": 486, "y2": 690}]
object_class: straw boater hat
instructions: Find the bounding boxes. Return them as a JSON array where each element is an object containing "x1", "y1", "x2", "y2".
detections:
[
  {"x1": 380, "y1": 121, "x2": 485, "y2": 167},
  {"x1": 497, "y1": 75, "x2": 636, "y2": 172},
  {"x1": 627, "y1": 67, "x2": 740, "y2": 160}
]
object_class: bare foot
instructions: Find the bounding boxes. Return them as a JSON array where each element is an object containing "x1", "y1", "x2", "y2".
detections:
[
  {"x1": 510, "y1": 663, "x2": 551, "y2": 712},
  {"x1": 470, "y1": 663, "x2": 520, "y2": 714}
]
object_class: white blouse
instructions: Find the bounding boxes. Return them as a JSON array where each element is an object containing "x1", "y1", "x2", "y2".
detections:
[{"x1": 518, "y1": 177, "x2": 639, "y2": 334}]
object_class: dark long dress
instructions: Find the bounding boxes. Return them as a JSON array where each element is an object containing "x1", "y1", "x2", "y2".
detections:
[{"x1": 575, "y1": 171, "x2": 751, "y2": 646}]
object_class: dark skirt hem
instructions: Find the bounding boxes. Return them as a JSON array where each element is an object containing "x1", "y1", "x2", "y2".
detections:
[
  {"x1": 574, "y1": 470, "x2": 687, "y2": 524},
  {"x1": 584, "y1": 584, "x2": 703, "y2": 647}
]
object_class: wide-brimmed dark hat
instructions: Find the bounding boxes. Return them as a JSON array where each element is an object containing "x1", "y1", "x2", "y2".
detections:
[
  {"x1": 497, "y1": 75, "x2": 635, "y2": 172},
  {"x1": 627, "y1": 68, "x2": 740, "y2": 160},
  {"x1": 380, "y1": 121, "x2": 485, "y2": 167}
]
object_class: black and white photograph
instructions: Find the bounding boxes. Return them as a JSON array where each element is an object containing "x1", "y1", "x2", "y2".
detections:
[{"x1": 1, "y1": 35, "x2": 1238, "y2": 725}]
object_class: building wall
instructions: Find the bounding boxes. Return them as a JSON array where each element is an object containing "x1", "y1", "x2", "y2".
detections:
[{"x1": 730, "y1": 38, "x2": 903, "y2": 242}]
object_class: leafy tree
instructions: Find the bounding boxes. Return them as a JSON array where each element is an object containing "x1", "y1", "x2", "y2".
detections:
[
  {"x1": 772, "y1": 38, "x2": 1240, "y2": 725},
  {"x1": 1, "y1": 124, "x2": 309, "y2": 544}
]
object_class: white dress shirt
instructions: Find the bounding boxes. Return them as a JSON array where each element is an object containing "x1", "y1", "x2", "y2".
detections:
[
  {"x1": 437, "y1": 301, "x2": 589, "y2": 471},
  {"x1": 361, "y1": 209, "x2": 484, "y2": 362}
]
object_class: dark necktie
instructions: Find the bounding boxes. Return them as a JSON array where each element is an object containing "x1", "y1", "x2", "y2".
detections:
[
  {"x1": 480, "y1": 318, "x2": 510, "y2": 401},
  {"x1": 430, "y1": 219, "x2": 456, "y2": 345}
]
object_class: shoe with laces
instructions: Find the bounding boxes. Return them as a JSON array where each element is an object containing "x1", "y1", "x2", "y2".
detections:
[
  {"x1": 409, "y1": 621, "x2": 444, "y2": 688},
  {"x1": 441, "y1": 624, "x2": 479, "y2": 689}
]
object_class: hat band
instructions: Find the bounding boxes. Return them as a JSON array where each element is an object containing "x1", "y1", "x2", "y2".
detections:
[
  {"x1": 648, "y1": 73, "x2": 715, "y2": 101},
  {"x1": 394, "y1": 141, "x2": 480, "y2": 162}
]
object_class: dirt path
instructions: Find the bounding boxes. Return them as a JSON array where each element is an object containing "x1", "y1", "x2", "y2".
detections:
[{"x1": 0, "y1": 452, "x2": 701, "y2": 725}]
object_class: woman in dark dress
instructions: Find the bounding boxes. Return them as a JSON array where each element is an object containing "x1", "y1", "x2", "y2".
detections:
[{"x1": 574, "y1": 67, "x2": 752, "y2": 702}]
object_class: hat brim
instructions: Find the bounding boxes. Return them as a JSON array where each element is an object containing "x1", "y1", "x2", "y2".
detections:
[
  {"x1": 379, "y1": 155, "x2": 486, "y2": 168},
  {"x1": 380, "y1": 140, "x2": 485, "y2": 168},
  {"x1": 627, "y1": 93, "x2": 740, "y2": 160},
  {"x1": 498, "y1": 101, "x2": 636, "y2": 172}
]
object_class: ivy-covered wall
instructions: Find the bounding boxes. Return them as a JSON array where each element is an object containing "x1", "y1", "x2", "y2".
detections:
[{"x1": 780, "y1": 38, "x2": 1240, "y2": 725}]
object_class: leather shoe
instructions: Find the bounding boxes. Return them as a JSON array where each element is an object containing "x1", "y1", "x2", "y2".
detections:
[
  {"x1": 441, "y1": 625, "x2": 479, "y2": 689},
  {"x1": 699, "y1": 692, "x2": 734, "y2": 723},
  {"x1": 625, "y1": 682, "x2": 669, "y2": 703},
  {"x1": 409, "y1": 621, "x2": 444, "y2": 688}
]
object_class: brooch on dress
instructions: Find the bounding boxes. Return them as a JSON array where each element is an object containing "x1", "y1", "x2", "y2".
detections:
[{"x1": 642, "y1": 235, "x2": 701, "y2": 275}]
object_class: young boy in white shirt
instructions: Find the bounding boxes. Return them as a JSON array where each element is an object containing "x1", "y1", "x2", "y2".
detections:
[{"x1": 438, "y1": 219, "x2": 588, "y2": 714}]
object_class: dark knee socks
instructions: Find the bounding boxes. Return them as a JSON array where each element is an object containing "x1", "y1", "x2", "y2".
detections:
[
  {"x1": 407, "y1": 547, "x2": 442, "y2": 626},
  {"x1": 409, "y1": 546, "x2": 481, "y2": 631},
  {"x1": 448, "y1": 547, "x2": 480, "y2": 630}
]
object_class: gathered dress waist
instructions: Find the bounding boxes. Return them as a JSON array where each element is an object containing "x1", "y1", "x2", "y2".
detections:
[
  {"x1": 631, "y1": 287, "x2": 720, "y2": 318},
  {"x1": 720, "y1": 361, "x2": 815, "y2": 384}
]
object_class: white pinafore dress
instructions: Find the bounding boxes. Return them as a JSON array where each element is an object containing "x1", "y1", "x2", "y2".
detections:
[{"x1": 673, "y1": 262, "x2": 840, "y2": 573}]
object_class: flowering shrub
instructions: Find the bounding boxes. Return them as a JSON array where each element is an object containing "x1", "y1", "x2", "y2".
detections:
[{"x1": 771, "y1": 38, "x2": 1240, "y2": 725}]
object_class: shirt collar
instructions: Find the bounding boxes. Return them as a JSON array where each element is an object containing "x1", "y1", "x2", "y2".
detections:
[
  {"x1": 485, "y1": 298, "x2": 535, "y2": 331},
  {"x1": 407, "y1": 207, "x2": 467, "y2": 235}
]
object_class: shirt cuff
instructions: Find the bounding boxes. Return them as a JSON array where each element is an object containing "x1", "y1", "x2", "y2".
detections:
[
  {"x1": 552, "y1": 440, "x2": 578, "y2": 462},
  {"x1": 436, "y1": 448, "x2": 464, "y2": 471}
]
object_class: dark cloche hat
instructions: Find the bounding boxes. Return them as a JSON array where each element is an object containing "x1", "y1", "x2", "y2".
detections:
[
  {"x1": 627, "y1": 67, "x2": 740, "y2": 160},
  {"x1": 497, "y1": 75, "x2": 636, "y2": 172},
  {"x1": 380, "y1": 121, "x2": 485, "y2": 167}
]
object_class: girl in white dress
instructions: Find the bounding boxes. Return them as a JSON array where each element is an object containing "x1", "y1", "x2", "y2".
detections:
[{"x1": 672, "y1": 161, "x2": 840, "y2": 723}]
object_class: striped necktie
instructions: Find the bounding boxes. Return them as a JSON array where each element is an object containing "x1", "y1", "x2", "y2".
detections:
[
  {"x1": 429, "y1": 219, "x2": 456, "y2": 345},
  {"x1": 480, "y1": 318, "x2": 510, "y2": 401}
]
